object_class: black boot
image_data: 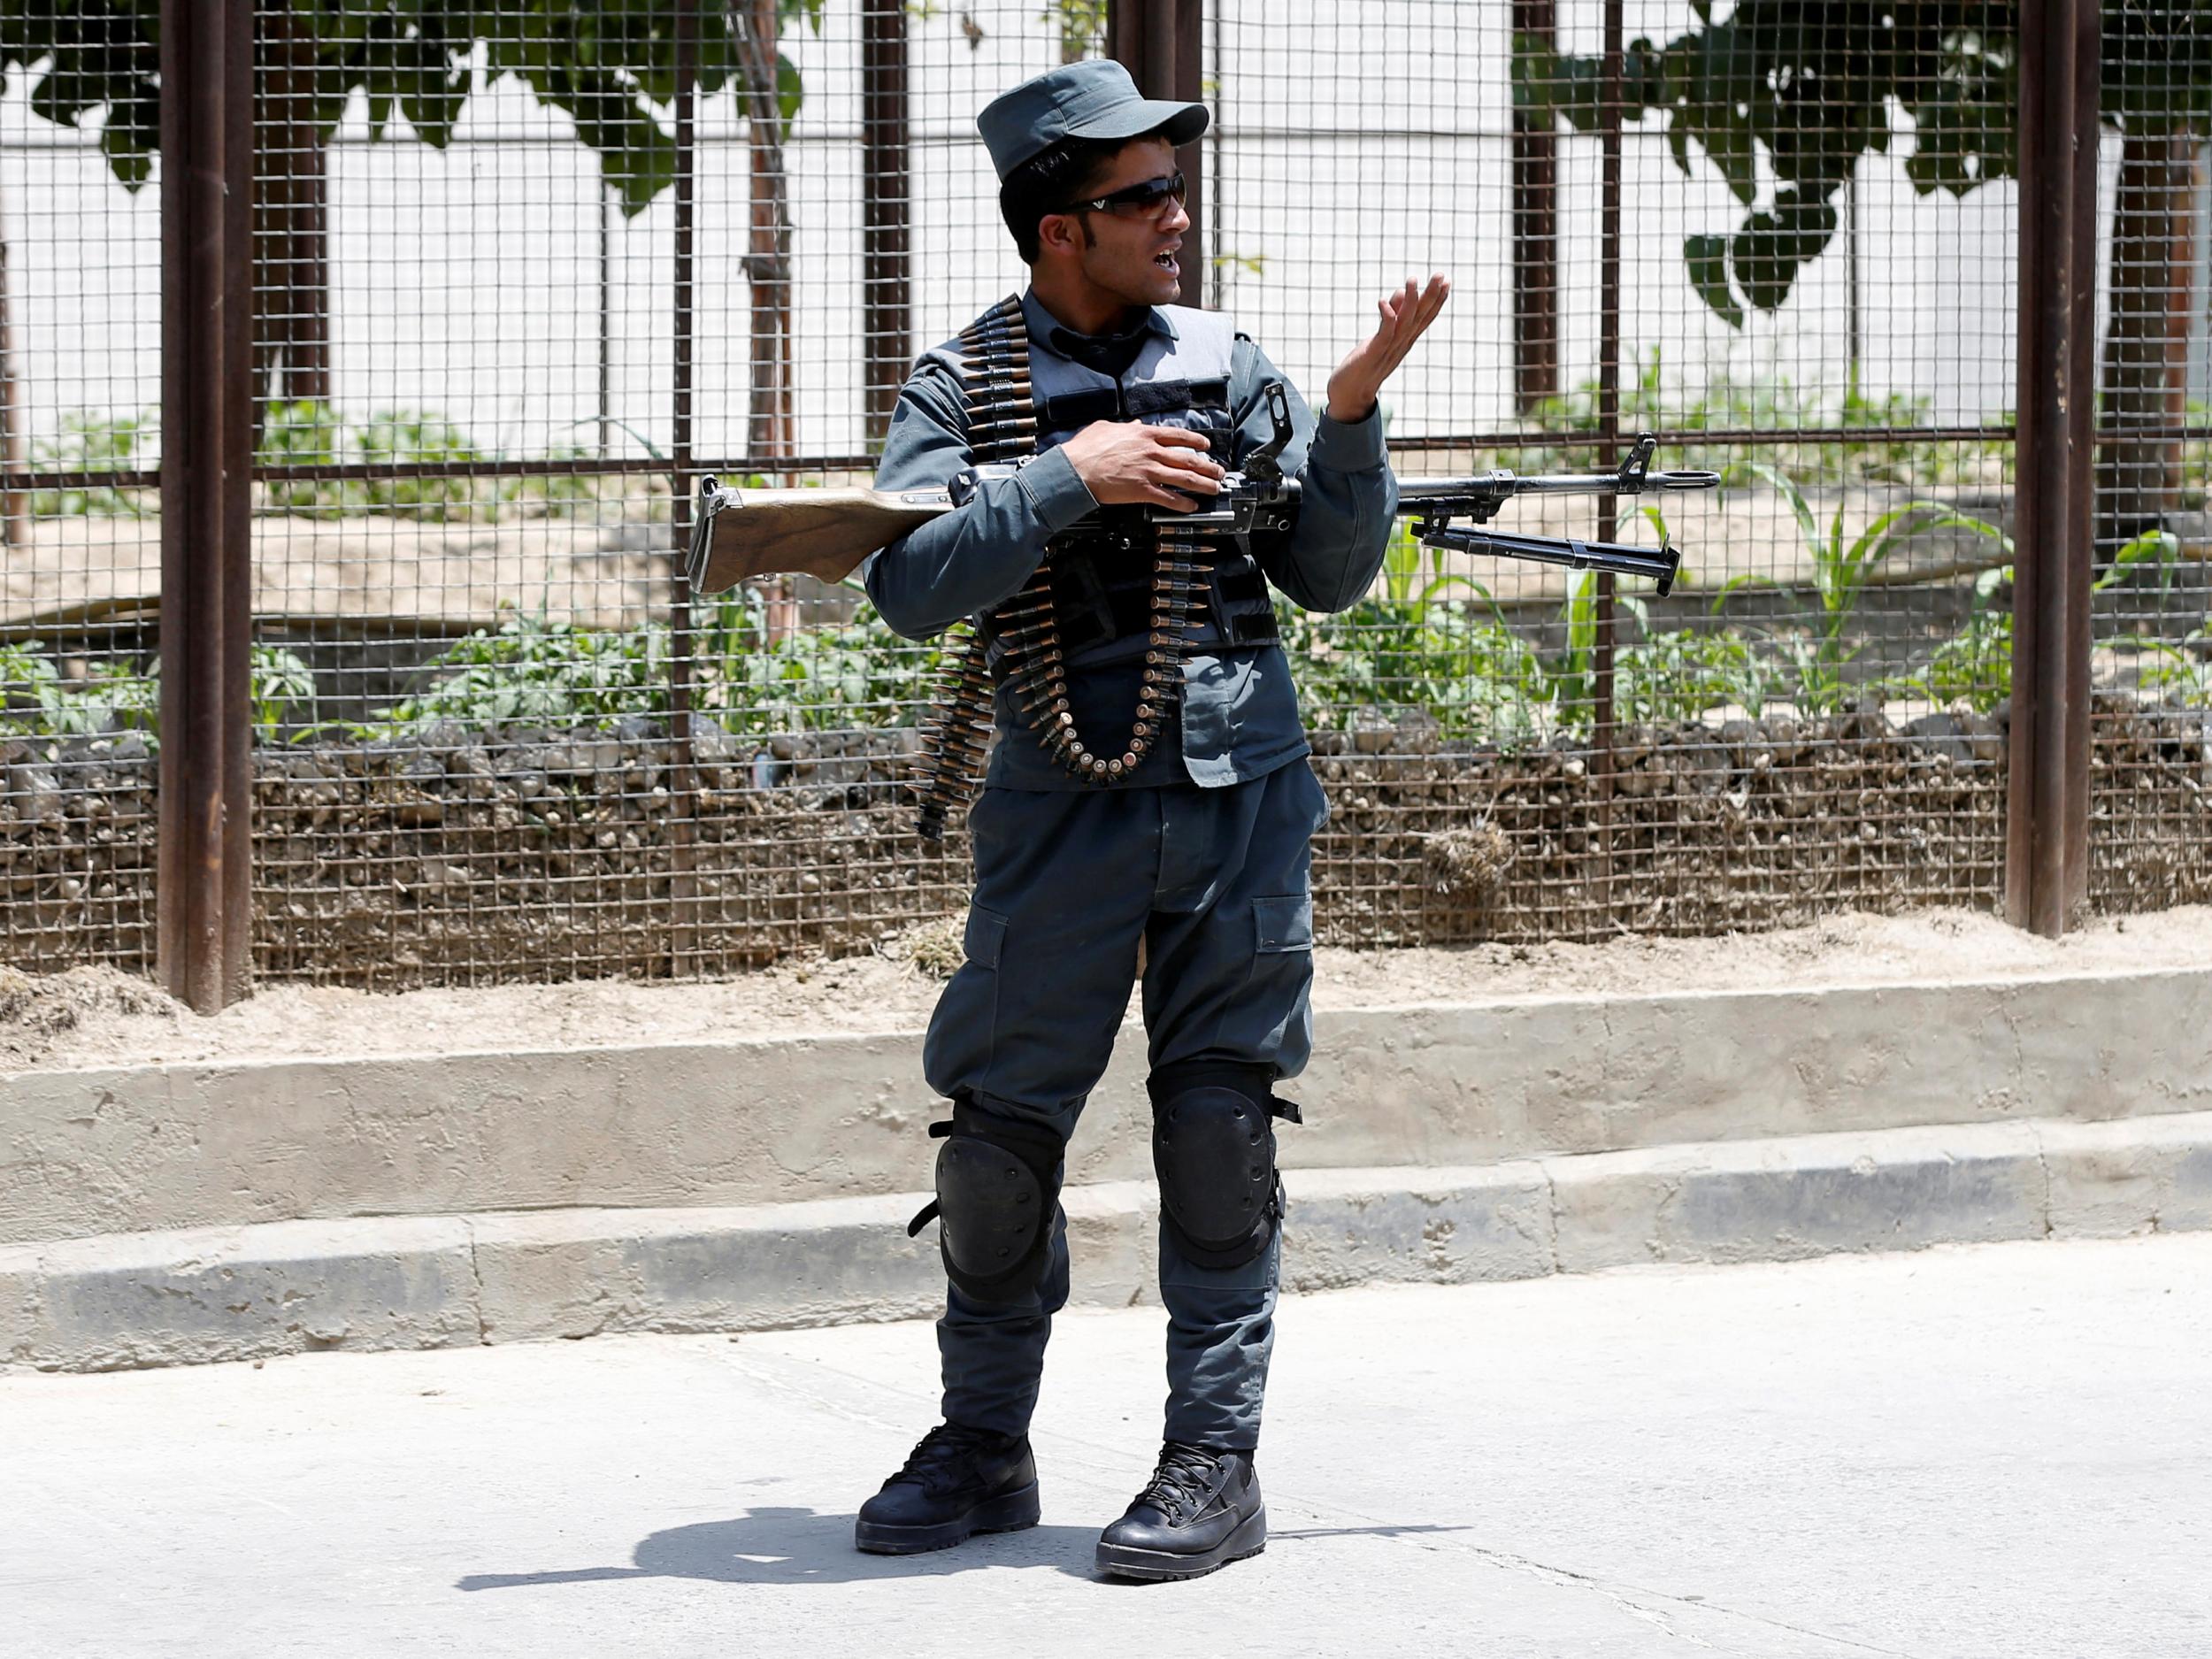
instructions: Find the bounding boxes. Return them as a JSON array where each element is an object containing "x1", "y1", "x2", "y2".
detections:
[
  {"x1": 854, "y1": 1422, "x2": 1041, "y2": 1555},
  {"x1": 1094, "y1": 1442, "x2": 1266, "y2": 1580}
]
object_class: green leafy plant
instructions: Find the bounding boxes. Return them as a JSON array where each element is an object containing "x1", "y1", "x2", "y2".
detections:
[
  {"x1": 343, "y1": 611, "x2": 670, "y2": 738},
  {"x1": 245, "y1": 401, "x2": 616, "y2": 522},
  {"x1": 1717, "y1": 463, "x2": 2012, "y2": 714},
  {"x1": 2131, "y1": 628, "x2": 2212, "y2": 706},
  {"x1": 1901, "y1": 524, "x2": 2183, "y2": 713},
  {"x1": 1614, "y1": 602, "x2": 1769, "y2": 724},
  {"x1": 701, "y1": 580, "x2": 940, "y2": 735},
  {"x1": 251, "y1": 646, "x2": 319, "y2": 736},
  {"x1": 1508, "y1": 351, "x2": 1995, "y2": 488},
  {"x1": 0, "y1": 641, "x2": 315, "y2": 747},
  {"x1": 0, "y1": 641, "x2": 156, "y2": 739},
  {"x1": 352, "y1": 409, "x2": 486, "y2": 519},
  {"x1": 2067, "y1": 528, "x2": 2209, "y2": 710},
  {"x1": 1913, "y1": 576, "x2": 2013, "y2": 713},
  {"x1": 1282, "y1": 590, "x2": 1553, "y2": 745},
  {"x1": 29, "y1": 411, "x2": 153, "y2": 517}
]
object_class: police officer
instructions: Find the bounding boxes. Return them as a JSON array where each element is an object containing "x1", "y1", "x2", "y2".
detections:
[{"x1": 854, "y1": 59, "x2": 1448, "y2": 1580}]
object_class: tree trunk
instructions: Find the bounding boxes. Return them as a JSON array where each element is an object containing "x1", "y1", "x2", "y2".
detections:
[
  {"x1": 1511, "y1": 0, "x2": 1560, "y2": 414},
  {"x1": 253, "y1": 4, "x2": 334, "y2": 421},
  {"x1": 737, "y1": 0, "x2": 798, "y2": 641},
  {"x1": 860, "y1": 0, "x2": 911, "y2": 447},
  {"x1": 0, "y1": 176, "x2": 28, "y2": 547},
  {"x1": 2095, "y1": 132, "x2": 2199, "y2": 563},
  {"x1": 740, "y1": 0, "x2": 796, "y2": 464}
]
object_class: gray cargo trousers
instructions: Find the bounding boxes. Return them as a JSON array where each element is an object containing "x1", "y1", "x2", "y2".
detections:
[{"x1": 920, "y1": 757, "x2": 1328, "y2": 1451}]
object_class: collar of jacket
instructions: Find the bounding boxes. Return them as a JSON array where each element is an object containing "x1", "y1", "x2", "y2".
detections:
[{"x1": 1021, "y1": 287, "x2": 1179, "y2": 365}]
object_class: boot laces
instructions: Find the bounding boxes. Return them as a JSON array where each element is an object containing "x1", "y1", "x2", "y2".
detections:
[
  {"x1": 888, "y1": 1422, "x2": 1006, "y2": 1494},
  {"x1": 1134, "y1": 1441, "x2": 1230, "y2": 1525}
]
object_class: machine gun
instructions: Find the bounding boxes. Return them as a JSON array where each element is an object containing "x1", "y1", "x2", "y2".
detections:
[{"x1": 685, "y1": 410, "x2": 1717, "y2": 599}]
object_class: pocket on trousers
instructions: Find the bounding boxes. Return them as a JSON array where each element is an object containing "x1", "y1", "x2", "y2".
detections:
[
  {"x1": 1253, "y1": 894, "x2": 1313, "y2": 954},
  {"x1": 964, "y1": 905, "x2": 1008, "y2": 970}
]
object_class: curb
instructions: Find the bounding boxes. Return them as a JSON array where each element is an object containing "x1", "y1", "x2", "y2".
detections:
[
  {"x1": 7, "y1": 1110, "x2": 2210, "y2": 1374},
  {"x1": 9, "y1": 967, "x2": 2210, "y2": 1245}
]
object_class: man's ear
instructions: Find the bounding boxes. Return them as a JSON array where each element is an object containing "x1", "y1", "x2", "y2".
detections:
[{"x1": 1036, "y1": 209, "x2": 1085, "y2": 260}]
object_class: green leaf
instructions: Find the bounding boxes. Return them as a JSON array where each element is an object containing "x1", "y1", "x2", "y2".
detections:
[
  {"x1": 1730, "y1": 460, "x2": 1817, "y2": 556},
  {"x1": 1684, "y1": 234, "x2": 1744, "y2": 330},
  {"x1": 2094, "y1": 526, "x2": 2179, "y2": 592},
  {"x1": 776, "y1": 52, "x2": 804, "y2": 141}
]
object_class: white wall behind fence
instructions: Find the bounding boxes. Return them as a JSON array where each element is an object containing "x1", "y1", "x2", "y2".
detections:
[{"x1": 0, "y1": 1, "x2": 2054, "y2": 475}]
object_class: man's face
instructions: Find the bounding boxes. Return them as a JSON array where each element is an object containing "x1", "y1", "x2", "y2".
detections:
[{"x1": 1051, "y1": 136, "x2": 1190, "y2": 309}]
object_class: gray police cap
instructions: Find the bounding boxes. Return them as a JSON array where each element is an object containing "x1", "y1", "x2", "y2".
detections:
[{"x1": 978, "y1": 59, "x2": 1208, "y2": 181}]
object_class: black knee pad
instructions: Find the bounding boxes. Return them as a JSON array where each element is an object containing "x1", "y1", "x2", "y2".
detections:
[
  {"x1": 905, "y1": 1095, "x2": 1064, "y2": 1303},
  {"x1": 1147, "y1": 1061, "x2": 1304, "y2": 1270}
]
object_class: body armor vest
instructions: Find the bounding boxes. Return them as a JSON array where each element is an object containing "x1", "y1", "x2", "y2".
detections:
[
  {"x1": 906, "y1": 297, "x2": 1280, "y2": 833},
  {"x1": 972, "y1": 306, "x2": 1279, "y2": 670}
]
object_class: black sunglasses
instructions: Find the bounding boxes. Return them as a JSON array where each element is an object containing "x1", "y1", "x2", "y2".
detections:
[{"x1": 1061, "y1": 172, "x2": 1188, "y2": 219}]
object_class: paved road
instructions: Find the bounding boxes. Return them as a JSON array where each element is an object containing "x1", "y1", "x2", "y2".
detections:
[{"x1": 5, "y1": 1234, "x2": 2208, "y2": 1658}]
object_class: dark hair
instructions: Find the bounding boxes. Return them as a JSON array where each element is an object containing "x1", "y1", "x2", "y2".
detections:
[{"x1": 999, "y1": 126, "x2": 1176, "y2": 265}]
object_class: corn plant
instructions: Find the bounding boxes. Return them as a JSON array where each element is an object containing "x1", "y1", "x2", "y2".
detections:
[
  {"x1": 1900, "y1": 525, "x2": 2184, "y2": 714},
  {"x1": 1717, "y1": 463, "x2": 2011, "y2": 715}
]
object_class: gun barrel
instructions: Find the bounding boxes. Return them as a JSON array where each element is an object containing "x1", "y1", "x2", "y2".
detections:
[
  {"x1": 1416, "y1": 524, "x2": 1682, "y2": 596},
  {"x1": 1397, "y1": 468, "x2": 1720, "y2": 505}
]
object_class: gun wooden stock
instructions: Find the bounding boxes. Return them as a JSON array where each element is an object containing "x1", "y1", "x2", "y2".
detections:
[{"x1": 686, "y1": 478, "x2": 952, "y2": 592}]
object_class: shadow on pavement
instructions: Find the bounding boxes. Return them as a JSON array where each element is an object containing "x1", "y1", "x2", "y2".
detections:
[{"x1": 457, "y1": 1507, "x2": 1102, "y2": 1589}]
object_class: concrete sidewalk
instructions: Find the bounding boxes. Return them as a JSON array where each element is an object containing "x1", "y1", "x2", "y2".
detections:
[{"x1": 5, "y1": 1234, "x2": 2208, "y2": 1659}]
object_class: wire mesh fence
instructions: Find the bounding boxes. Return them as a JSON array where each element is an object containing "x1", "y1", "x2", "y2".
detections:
[
  {"x1": 2086, "y1": 6, "x2": 2212, "y2": 914},
  {"x1": 0, "y1": 8, "x2": 164, "y2": 975},
  {"x1": 2, "y1": 1, "x2": 2207, "y2": 991}
]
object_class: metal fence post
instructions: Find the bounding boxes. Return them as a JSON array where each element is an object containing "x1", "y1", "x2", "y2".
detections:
[
  {"x1": 157, "y1": 0, "x2": 255, "y2": 1012},
  {"x1": 2009, "y1": 0, "x2": 2099, "y2": 936},
  {"x1": 2065, "y1": 0, "x2": 2102, "y2": 919},
  {"x1": 1591, "y1": 0, "x2": 1624, "y2": 933},
  {"x1": 1107, "y1": 0, "x2": 1205, "y2": 310}
]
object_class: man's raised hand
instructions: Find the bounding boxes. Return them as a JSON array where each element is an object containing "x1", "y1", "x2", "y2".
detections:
[
  {"x1": 1059, "y1": 420, "x2": 1226, "y2": 511},
  {"x1": 1325, "y1": 274, "x2": 1451, "y2": 425}
]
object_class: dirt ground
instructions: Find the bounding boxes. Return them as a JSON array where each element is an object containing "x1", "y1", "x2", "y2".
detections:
[
  {"x1": 7, "y1": 903, "x2": 2208, "y2": 1075},
  {"x1": 0, "y1": 508, "x2": 670, "y2": 634},
  {"x1": 0, "y1": 474, "x2": 2015, "y2": 634}
]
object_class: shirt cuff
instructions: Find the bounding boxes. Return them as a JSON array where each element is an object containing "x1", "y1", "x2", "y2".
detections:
[
  {"x1": 1017, "y1": 445, "x2": 1099, "y2": 534},
  {"x1": 1308, "y1": 407, "x2": 1387, "y2": 472}
]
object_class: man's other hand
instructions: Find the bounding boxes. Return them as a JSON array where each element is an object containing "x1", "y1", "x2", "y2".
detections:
[
  {"x1": 1325, "y1": 274, "x2": 1451, "y2": 425},
  {"x1": 1060, "y1": 421, "x2": 1226, "y2": 511}
]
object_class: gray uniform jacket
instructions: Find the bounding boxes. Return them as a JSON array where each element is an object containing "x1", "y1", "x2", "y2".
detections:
[{"x1": 864, "y1": 288, "x2": 1397, "y2": 790}]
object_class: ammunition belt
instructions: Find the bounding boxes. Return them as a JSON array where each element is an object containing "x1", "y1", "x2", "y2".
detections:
[
  {"x1": 989, "y1": 537, "x2": 1279, "y2": 661},
  {"x1": 909, "y1": 295, "x2": 1034, "y2": 841}
]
